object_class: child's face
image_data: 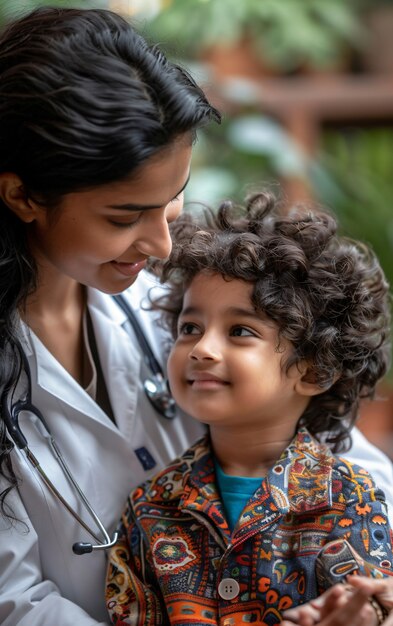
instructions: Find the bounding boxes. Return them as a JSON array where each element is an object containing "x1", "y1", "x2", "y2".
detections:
[{"x1": 168, "y1": 272, "x2": 311, "y2": 431}]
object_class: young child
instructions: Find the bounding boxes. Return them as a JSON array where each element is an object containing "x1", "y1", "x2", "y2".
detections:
[{"x1": 106, "y1": 191, "x2": 393, "y2": 626}]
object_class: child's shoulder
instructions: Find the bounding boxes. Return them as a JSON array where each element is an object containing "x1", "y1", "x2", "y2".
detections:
[{"x1": 130, "y1": 434, "x2": 210, "y2": 505}]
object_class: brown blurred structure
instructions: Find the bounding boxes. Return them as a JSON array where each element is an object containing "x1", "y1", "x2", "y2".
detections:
[{"x1": 204, "y1": 17, "x2": 393, "y2": 202}]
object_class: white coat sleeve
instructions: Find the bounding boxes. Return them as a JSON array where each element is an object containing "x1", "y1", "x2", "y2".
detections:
[
  {"x1": 0, "y1": 485, "x2": 110, "y2": 626},
  {"x1": 345, "y1": 426, "x2": 393, "y2": 526}
]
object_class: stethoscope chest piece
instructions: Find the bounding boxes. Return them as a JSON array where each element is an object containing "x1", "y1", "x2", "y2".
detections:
[
  {"x1": 113, "y1": 294, "x2": 177, "y2": 420},
  {"x1": 144, "y1": 374, "x2": 177, "y2": 420}
]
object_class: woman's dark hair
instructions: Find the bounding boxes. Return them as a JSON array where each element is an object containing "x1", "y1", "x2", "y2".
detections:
[
  {"x1": 153, "y1": 191, "x2": 391, "y2": 452},
  {"x1": 0, "y1": 6, "x2": 220, "y2": 516}
]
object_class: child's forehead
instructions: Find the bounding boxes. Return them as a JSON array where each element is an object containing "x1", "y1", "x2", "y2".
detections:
[
  {"x1": 186, "y1": 270, "x2": 251, "y2": 296},
  {"x1": 181, "y1": 271, "x2": 276, "y2": 325}
]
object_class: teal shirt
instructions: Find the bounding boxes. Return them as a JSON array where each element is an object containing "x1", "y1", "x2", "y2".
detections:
[{"x1": 214, "y1": 458, "x2": 264, "y2": 531}]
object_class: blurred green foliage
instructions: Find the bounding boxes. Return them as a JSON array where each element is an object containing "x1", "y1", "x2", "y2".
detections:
[
  {"x1": 148, "y1": 0, "x2": 365, "y2": 72},
  {"x1": 314, "y1": 127, "x2": 393, "y2": 290},
  {"x1": 0, "y1": 0, "x2": 106, "y2": 24},
  {"x1": 316, "y1": 127, "x2": 393, "y2": 381},
  {"x1": 185, "y1": 114, "x2": 309, "y2": 205}
]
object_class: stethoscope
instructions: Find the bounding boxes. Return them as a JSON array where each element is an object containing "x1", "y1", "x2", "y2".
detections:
[
  {"x1": 113, "y1": 294, "x2": 176, "y2": 421},
  {"x1": 1, "y1": 294, "x2": 176, "y2": 555}
]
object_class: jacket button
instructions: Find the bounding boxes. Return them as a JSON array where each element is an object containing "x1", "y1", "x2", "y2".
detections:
[{"x1": 218, "y1": 578, "x2": 240, "y2": 600}]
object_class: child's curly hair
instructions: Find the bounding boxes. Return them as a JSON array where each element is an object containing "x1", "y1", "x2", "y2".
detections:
[{"x1": 153, "y1": 190, "x2": 391, "y2": 451}]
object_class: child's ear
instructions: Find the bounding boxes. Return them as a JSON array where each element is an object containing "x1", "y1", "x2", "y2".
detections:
[
  {"x1": 0, "y1": 172, "x2": 38, "y2": 223},
  {"x1": 294, "y1": 362, "x2": 336, "y2": 398}
]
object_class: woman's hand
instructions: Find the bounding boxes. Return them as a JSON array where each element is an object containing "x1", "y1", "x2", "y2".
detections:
[
  {"x1": 347, "y1": 575, "x2": 393, "y2": 615},
  {"x1": 280, "y1": 583, "x2": 382, "y2": 626}
]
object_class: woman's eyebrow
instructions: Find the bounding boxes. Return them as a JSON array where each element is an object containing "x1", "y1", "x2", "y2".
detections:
[{"x1": 107, "y1": 174, "x2": 190, "y2": 212}]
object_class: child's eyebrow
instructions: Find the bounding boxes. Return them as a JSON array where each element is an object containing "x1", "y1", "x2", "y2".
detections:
[
  {"x1": 180, "y1": 305, "x2": 264, "y2": 321},
  {"x1": 227, "y1": 307, "x2": 261, "y2": 319}
]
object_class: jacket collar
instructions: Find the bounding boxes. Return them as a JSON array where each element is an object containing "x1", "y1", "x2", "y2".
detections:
[
  {"x1": 267, "y1": 427, "x2": 336, "y2": 514},
  {"x1": 178, "y1": 428, "x2": 336, "y2": 540}
]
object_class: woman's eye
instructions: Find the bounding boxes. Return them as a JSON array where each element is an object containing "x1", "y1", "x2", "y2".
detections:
[
  {"x1": 231, "y1": 326, "x2": 255, "y2": 337},
  {"x1": 109, "y1": 220, "x2": 139, "y2": 229},
  {"x1": 109, "y1": 214, "x2": 142, "y2": 229},
  {"x1": 178, "y1": 322, "x2": 200, "y2": 336}
]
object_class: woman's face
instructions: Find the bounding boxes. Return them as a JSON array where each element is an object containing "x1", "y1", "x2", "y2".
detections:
[{"x1": 26, "y1": 135, "x2": 192, "y2": 293}]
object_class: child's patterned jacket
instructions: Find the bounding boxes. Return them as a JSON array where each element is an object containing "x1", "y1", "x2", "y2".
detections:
[{"x1": 106, "y1": 428, "x2": 393, "y2": 626}]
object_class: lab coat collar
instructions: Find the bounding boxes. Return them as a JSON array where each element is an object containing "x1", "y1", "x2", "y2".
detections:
[
  {"x1": 19, "y1": 287, "x2": 142, "y2": 432},
  {"x1": 87, "y1": 286, "x2": 127, "y2": 327},
  {"x1": 86, "y1": 288, "x2": 142, "y2": 436}
]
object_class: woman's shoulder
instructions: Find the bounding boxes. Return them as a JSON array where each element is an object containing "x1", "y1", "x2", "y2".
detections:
[
  {"x1": 331, "y1": 453, "x2": 388, "y2": 512},
  {"x1": 340, "y1": 427, "x2": 393, "y2": 521},
  {"x1": 346, "y1": 427, "x2": 393, "y2": 476}
]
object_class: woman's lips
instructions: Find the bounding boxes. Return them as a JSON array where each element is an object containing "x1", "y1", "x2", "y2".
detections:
[{"x1": 110, "y1": 259, "x2": 147, "y2": 277}]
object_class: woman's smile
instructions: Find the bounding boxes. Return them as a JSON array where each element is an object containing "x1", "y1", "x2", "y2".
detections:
[{"x1": 109, "y1": 259, "x2": 147, "y2": 278}]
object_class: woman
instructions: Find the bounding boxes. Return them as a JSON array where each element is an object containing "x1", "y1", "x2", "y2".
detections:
[
  {"x1": 0, "y1": 7, "x2": 220, "y2": 625},
  {"x1": 0, "y1": 6, "x2": 391, "y2": 626}
]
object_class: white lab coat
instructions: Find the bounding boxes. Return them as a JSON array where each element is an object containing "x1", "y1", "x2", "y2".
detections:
[
  {"x1": 0, "y1": 271, "x2": 392, "y2": 626},
  {"x1": 0, "y1": 271, "x2": 204, "y2": 626}
]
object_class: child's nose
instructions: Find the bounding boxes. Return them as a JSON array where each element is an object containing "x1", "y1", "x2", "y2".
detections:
[{"x1": 189, "y1": 333, "x2": 221, "y2": 361}]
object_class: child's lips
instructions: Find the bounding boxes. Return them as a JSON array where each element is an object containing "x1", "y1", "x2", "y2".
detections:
[{"x1": 187, "y1": 372, "x2": 229, "y2": 389}]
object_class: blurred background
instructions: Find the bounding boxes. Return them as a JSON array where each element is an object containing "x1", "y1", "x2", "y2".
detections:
[{"x1": 1, "y1": 0, "x2": 393, "y2": 455}]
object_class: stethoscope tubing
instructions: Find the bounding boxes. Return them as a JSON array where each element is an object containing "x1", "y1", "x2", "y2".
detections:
[
  {"x1": 24, "y1": 445, "x2": 102, "y2": 544},
  {"x1": 113, "y1": 294, "x2": 177, "y2": 419},
  {"x1": 112, "y1": 294, "x2": 162, "y2": 375},
  {"x1": 1, "y1": 294, "x2": 176, "y2": 553}
]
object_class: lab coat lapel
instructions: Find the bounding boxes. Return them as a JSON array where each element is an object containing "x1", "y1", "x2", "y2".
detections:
[
  {"x1": 21, "y1": 288, "x2": 142, "y2": 436},
  {"x1": 28, "y1": 331, "x2": 118, "y2": 427},
  {"x1": 87, "y1": 289, "x2": 142, "y2": 439}
]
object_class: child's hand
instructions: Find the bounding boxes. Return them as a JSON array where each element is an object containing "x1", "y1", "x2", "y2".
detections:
[{"x1": 280, "y1": 585, "x2": 377, "y2": 626}]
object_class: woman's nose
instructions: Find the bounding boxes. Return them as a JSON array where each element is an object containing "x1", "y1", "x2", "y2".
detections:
[
  {"x1": 136, "y1": 197, "x2": 183, "y2": 259},
  {"x1": 146, "y1": 219, "x2": 173, "y2": 259},
  {"x1": 136, "y1": 211, "x2": 173, "y2": 259}
]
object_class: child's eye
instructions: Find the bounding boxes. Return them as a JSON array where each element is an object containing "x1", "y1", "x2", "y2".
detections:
[
  {"x1": 178, "y1": 322, "x2": 200, "y2": 336},
  {"x1": 231, "y1": 326, "x2": 255, "y2": 337}
]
